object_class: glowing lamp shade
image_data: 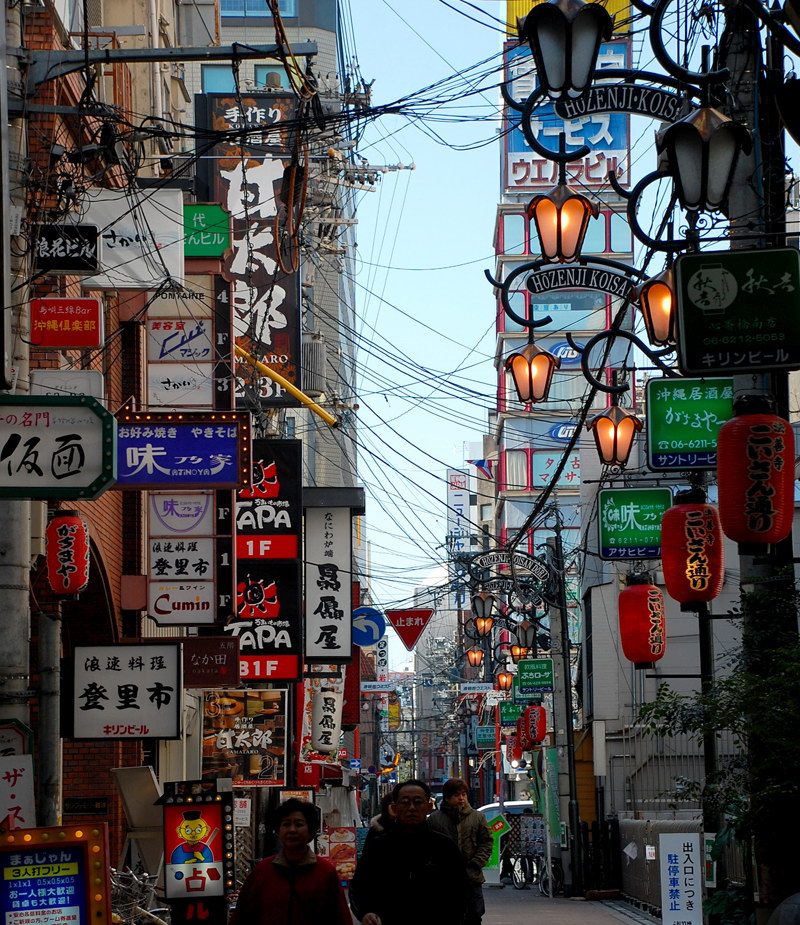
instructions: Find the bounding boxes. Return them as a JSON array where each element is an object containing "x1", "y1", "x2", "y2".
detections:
[
  {"x1": 474, "y1": 616, "x2": 494, "y2": 637},
  {"x1": 509, "y1": 644, "x2": 528, "y2": 664},
  {"x1": 717, "y1": 402, "x2": 794, "y2": 545},
  {"x1": 46, "y1": 511, "x2": 90, "y2": 595},
  {"x1": 661, "y1": 495, "x2": 724, "y2": 606},
  {"x1": 587, "y1": 404, "x2": 642, "y2": 467},
  {"x1": 517, "y1": 0, "x2": 614, "y2": 101},
  {"x1": 618, "y1": 584, "x2": 666, "y2": 668},
  {"x1": 505, "y1": 343, "x2": 561, "y2": 403},
  {"x1": 527, "y1": 184, "x2": 599, "y2": 263},
  {"x1": 466, "y1": 647, "x2": 484, "y2": 668},
  {"x1": 637, "y1": 269, "x2": 676, "y2": 346},
  {"x1": 471, "y1": 591, "x2": 496, "y2": 623},
  {"x1": 496, "y1": 670, "x2": 514, "y2": 691}
]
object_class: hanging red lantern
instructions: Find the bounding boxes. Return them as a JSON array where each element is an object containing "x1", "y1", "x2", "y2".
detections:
[
  {"x1": 661, "y1": 490, "x2": 724, "y2": 608},
  {"x1": 522, "y1": 704, "x2": 547, "y2": 745},
  {"x1": 506, "y1": 733, "x2": 523, "y2": 768},
  {"x1": 716, "y1": 396, "x2": 794, "y2": 545},
  {"x1": 46, "y1": 511, "x2": 90, "y2": 595},
  {"x1": 618, "y1": 581, "x2": 666, "y2": 668}
]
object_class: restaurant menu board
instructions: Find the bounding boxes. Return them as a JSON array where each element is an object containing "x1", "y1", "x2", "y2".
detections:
[
  {"x1": 317, "y1": 827, "x2": 357, "y2": 881},
  {"x1": 202, "y1": 689, "x2": 288, "y2": 786}
]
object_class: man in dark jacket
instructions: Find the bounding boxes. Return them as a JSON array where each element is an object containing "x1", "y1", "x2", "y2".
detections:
[
  {"x1": 428, "y1": 778, "x2": 493, "y2": 925},
  {"x1": 350, "y1": 779, "x2": 469, "y2": 925}
]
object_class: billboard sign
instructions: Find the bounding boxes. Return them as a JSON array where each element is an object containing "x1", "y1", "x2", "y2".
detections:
[
  {"x1": 0, "y1": 395, "x2": 116, "y2": 499},
  {"x1": 184, "y1": 203, "x2": 231, "y2": 257},
  {"x1": 517, "y1": 658, "x2": 555, "y2": 693},
  {"x1": 304, "y1": 507, "x2": 352, "y2": 662},
  {"x1": 598, "y1": 487, "x2": 673, "y2": 559},
  {"x1": 30, "y1": 297, "x2": 104, "y2": 348},
  {"x1": 646, "y1": 377, "x2": 734, "y2": 470}
]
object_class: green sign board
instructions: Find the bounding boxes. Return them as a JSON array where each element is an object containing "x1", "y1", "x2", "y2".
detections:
[
  {"x1": 598, "y1": 487, "x2": 673, "y2": 560},
  {"x1": 517, "y1": 658, "x2": 554, "y2": 693},
  {"x1": 646, "y1": 377, "x2": 734, "y2": 470},
  {"x1": 475, "y1": 725, "x2": 496, "y2": 749},
  {"x1": 512, "y1": 677, "x2": 544, "y2": 703},
  {"x1": 675, "y1": 248, "x2": 800, "y2": 375},
  {"x1": 499, "y1": 702, "x2": 523, "y2": 726},
  {"x1": 183, "y1": 203, "x2": 231, "y2": 258}
]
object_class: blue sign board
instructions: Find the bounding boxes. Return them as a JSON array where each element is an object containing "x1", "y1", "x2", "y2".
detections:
[
  {"x1": 115, "y1": 411, "x2": 251, "y2": 490},
  {"x1": 0, "y1": 844, "x2": 88, "y2": 921},
  {"x1": 352, "y1": 607, "x2": 386, "y2": 647}
]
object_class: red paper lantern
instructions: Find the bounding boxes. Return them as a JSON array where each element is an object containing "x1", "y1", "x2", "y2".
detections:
[
  {"x1": 506, "y1": 733, "x2": 523, "y2": 767},
  {"x1": 522, "y1": 704, "x2": 547, "y2": 745},
  {"x1": 717, "y1": 399, "x2": 794, "y2": 545},
  {"x1": 661, "y1": 492, "x2": 724, "y2": 607},
  {"x1": 46, "y1": 511, "x2": 90, "y2": 595},
  {"x1": 618, "y1": 583, "x2": 666, "y2": 668}
]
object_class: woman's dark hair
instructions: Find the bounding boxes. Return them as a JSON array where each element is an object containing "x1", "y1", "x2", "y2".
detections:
[
  {"x1": 272, "y1": 798, "x2": 319, "y2": 837},
  {"x1": 391, "y1": 779, "x2": 432, "y2": 802},
  {"x1": 442, "y1": 778, "x2": 468, "y2": 800}
]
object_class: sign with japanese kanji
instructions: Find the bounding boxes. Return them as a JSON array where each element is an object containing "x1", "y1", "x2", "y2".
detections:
[
  {"x1": 517, "y1": 658, "x2": 555, "y2": 693},
  {"x1": 598, "y1": 488, "x2": 673, "y2": 559},
  {"x1": 299, "y1": 670, "x2": 345, "y2": 765},
  {"x1": 0, "y1": 396, "x2": 117, "y2": 500},
  {"x1": 0, "y1": 823, "x2": 111, "y2": 924},
  {"x1": 228, "y1": 440, "x2": 303, "y2": 681},
  {"x1": 202, "y1": 689, "x2": 288, "y2": 785},
  {"x1": 646, "y1": 377, "x2": 734, "y2": 470},
  {"x1": 180, "y1": 637, "x2": 240, "y2": 688},
  {"x1": 676, "y1": 248, "x2": 800, "y2": 375},
  {"x1": 72, "y1": 644, "x2": 181, "y2": 739},
  {"x1": 0, "y1": 755, "x2": 35, "y2": 829},
  {"x1": 499, "y1": 702, "x2": 524, "y2": 726},
  {"x1": 184, "y1": 203, "x2": 231, "y2": 257},
  {"x1": 147, "y1": 318, "x2": 215, "y2": 407},
  {"x1": 305, "y1": 508, "x2": 352, "y2": 663},
  {"x1": 30, "y1": 297, "x2": 104, "y2": 349},
  {"x1": 385, "y1": 609, "x2": 434, "y2": 651},
  {"x1": 659, "y1": 833, "x2": 702, "y2": 925},
  {"x1": 115, "y1": 410, "x2": 252, "y2": 490},
  {"x1": 32, "y1": 224, "x2": 99, "y2": 275},
  {"x1": 475, "y1": 725, "x2": 497, "y2": 749}
]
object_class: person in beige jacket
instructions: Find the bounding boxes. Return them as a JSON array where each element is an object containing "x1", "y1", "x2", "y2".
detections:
[{"x1": 428, "y1": 779, "x2": 493, "y2": 925}]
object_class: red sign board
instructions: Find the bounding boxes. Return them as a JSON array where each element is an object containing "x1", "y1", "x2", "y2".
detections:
[
  {"x1": 30, "y1": 297, "x2": 103, "y2": 348},
  {"x1": 385, "y1": 609, "x2": 434, "y2": 651}
]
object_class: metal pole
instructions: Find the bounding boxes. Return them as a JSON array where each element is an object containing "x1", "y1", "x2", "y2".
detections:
[{"x1": 37, "y1": 605, "x2": 61, "y2": 826}]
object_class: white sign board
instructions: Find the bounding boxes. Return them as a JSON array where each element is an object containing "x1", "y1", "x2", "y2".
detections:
[
  {"x1": 360, "y1": 681, "x2": 394, "y2": 692},
  {"x1": 304, "y1": 507, "x2": 352, "y2": 661},
  {"x1": 460, "y1": 682, "x2": 494, "y2": 693},
  {"x1": 148, "y1": 580, "x2": 216, "y2": 626},
  {"x1": 659, "y1": 833, "x2": 702, "y2": 925},
  {"x1": 147, "y1": 363, "x2": 214, "y2": 407},
  {"x1": 30, "y1": 369, "x2": 105, "y2": 400},
  {"x1": 0, "y1": 755, "x2": 35, "y2": 829},
  {"x1": 234, "y1": 797, "x2": 252, "y2": 828},
  {"x1": 73, "y1": 644, "x2": 182, "y2": 739}
]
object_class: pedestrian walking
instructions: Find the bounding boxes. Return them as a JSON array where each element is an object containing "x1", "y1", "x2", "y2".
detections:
[
  {"x1": 428, "y1": 778, "x2": 493, "y2": 925},
  {"x1": 349, "y1": 779, "x2": 469, "y2": 925},
  {"x1": 228, "y1": 798, "x2": 351, "y2": 925}
]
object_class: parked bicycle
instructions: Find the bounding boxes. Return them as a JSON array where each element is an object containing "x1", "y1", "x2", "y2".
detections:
[
  {"x1": 110, "y1": 867, "x2": 171, "y2": 925},
  {"x1": 510, "y1": 853, "x2": 564, "y2": 895}
]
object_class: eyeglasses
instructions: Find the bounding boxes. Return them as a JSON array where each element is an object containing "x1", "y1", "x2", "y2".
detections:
[{"x1": 395, "y1": 798, "x2": 428, "y2": 807}]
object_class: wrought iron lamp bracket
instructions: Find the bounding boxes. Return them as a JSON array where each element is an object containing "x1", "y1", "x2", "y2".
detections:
[{"x1": 565, "y1": 328, "x2": 678, "y2": 393}]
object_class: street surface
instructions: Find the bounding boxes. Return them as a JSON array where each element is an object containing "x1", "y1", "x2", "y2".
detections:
[{"x1": 482, "y1": 886, "x2": 659, "y2": 925}]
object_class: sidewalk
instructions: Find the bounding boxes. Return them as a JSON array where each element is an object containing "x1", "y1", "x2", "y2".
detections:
[{"x1": 483, "y1": 885, "x2": 660, "y2": 925}]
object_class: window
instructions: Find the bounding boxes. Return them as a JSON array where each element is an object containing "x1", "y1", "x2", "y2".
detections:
[
  {"x1": 582, "y1": 213, "x2": 606, "y2": 254},
  {"x1": 501, "y1": 213, "x2": 526, "y2": 255},
  {"x1": 220, "y1": 0, "x2": 296, "y2": 17},
  {"x1": 610, "y1": 211, "x2": 632, "y2": 254},
  {"x1": 201, "y1": 65, "x2": 236, "y2": 93},
  {"x1": 480, "y1": 503, "x2": 493, "y2": 522},
  {"x1": 504, "y1": 450, "x2": 529, "y2": 490}
]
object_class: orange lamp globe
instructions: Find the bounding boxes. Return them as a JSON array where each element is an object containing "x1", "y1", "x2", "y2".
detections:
[
  {"x1": 496, "y1": 670, "x2": 514, "y2": 691},
  {"x1": 638, "y1": 269, "x2": 676, "y2": 346},
  {"x1": 587, "y1": 404, "x2": 642, "y2": 467},
  {"x1": 466, "y1": 647, "x2": 484, "y2": 668},
  {"x1": 474, "y1": 616, "x2": 494, "y2": 637},
  {"x1": 528, "y1": 183, "x2": 600, "y2": 263},
  {"x1": 505, "y1": 342, "x2": 561, "y2": 403}
]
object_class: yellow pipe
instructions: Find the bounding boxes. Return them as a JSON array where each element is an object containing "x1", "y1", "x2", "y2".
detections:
[{"x1": 234, "y1": 343, "x2": 339, "y2": 428}]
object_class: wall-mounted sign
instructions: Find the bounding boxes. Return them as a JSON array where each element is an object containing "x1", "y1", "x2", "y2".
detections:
[
  {"x1": 184, "y1": 203, "x2": 231, "y2": 257},
  {"x1": 72, "y1": 644, "x2": 181, "y2": 739},
  {"x1": 0, "y1": 395, "x2": 117, "y2": 499},
  {"x1": 0, "y1": 755, "x2": 34, "y2": 829},
  {"x1": 32, "y1": 224, "x2": 99, "y2": 274},
  {"x1": 517, "y1": 658, "x2": 555, "y2": 693},
  {"x1": 676, "y1": 248, "x2": 800, "y2": 375},
  {"x1": 30, "y1": 369, "x2": 105, "y2": 399},
  {"x1": 147, "y1": 317, "x2": 215, "y2": 407},
  {"x1": 460, "y1": 682, "x2": 493, "y2": 693},
  {"x1": 305, "y1": 508, "x2": 352, "y2": 663},
  {"x1": 0, "y1": 823, "x2": 111, "y2": 924},
  {"x1": 659, "y1": 833, "x2": 702, "y2": 925},
  {"x1": 499, "y1": 702, "x2": 524, "y2": 726},
  {"x1": 646, "y1": 377, "x2": 734, "y2": 470},
  {"x1": 475, "y1": 726, "x2": 497, "y2": 749},
  {"x1": 30, "y1": 297, "x2": 104, "y2": 348},
  {"x1": 598, "y1": 487, "x2": 673, "y2": 559},
  {"x1": 115, "y1": 410, "x2": 251, "y2": 490}
]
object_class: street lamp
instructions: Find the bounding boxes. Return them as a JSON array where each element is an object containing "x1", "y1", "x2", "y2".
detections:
[
  {"x1": 505, "y1": 340, "x2": 561, "y2": 403},
  {"x1": 656, "y1": 106, "x2": 752, "y2": 213},
  {"x1": 527, "y1": 174, "x2": 600, "y2": 263},
  {"x1": 495, "y1": 670, "x2": 514, "y2": 691},
  {"x1": 466, "y1": 647, "x2": 484, "y2": 668},
  {"x1": 471, "y1": 591, "x2": 497, "y2": 637},
  {"x1": 637, "y1": 267, "x2": 676, "y2": 347},
  {"x1": 509, "y1": 644, "x2": 528, "y2": 664},
  {"x1": 587, "y1": 401, "x2": 642, "y2": 467},
  {"x1": 517, "y1": 0, "x2": 614, "y2": 102}
]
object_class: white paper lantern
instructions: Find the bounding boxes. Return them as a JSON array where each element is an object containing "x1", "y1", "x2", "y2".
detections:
[{"x1": 311, "y1": 688, "x2": 343, "y2": 753}]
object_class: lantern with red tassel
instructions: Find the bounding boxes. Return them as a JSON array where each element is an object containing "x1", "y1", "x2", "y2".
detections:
[
  {"x1": 618, "y1": 578, "x2": 666, "y2": 668},
  {"x1": 46, "y1": 511, "x2": 90, "y2": 595},
  {"x1": 716, "y1": 395, "x2": 794, "y2": 546},
  {"x1": 661, "y1": 489, "x2": 724, "y2": 610}
]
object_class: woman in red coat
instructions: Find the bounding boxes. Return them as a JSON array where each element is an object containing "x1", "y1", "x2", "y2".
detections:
[{"x1": 229, "y1": 798, "x2": 352, "y2": 925}]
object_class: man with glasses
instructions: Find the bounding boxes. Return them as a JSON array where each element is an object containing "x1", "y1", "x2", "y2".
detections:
[{"x1": 349, "y1": 779, "x2": 469, "y2": 925}]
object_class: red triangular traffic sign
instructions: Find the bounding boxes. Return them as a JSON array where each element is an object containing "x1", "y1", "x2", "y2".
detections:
[{"x1": 385, "y1": 609, "x2": 434, "y2": 651}]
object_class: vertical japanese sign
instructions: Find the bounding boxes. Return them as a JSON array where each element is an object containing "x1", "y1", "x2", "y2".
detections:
[
  {"x1": 147, "y1": 317, "x2": 215, "y2": 407},
  {"x1": 228, "y1": 439, "x2": 303, "y2": 681},
  {"x1": 305, "y1": 508, "x2": 352, "y2": 663},
  {"x1": 163, "y1": 796, "x2": 235, "y2": 901},
  {"x1": 299, "y1": 670, "x2": 345, "y2": 765},
  {"x1": 376, "y1": 638, "x2": 389, "y2": 732},
  {"x1": 659, "y1": 833, "x2": 702, "y2": 925},
  {"x1": 198, "y1": 93, "x2": 301, "y2": 406},
  {"x1": 446, "y1": 469, "x2": 477, "y2": 610},
  {"x1": 202, "y1": 689, "x2": 288, "y2": 785},
  {"x1": 72, "y1": 644, "x2": 181, "y2": 739},
  {"x1": 0, "y1": 755, "x2": 35, "y2": 829}
]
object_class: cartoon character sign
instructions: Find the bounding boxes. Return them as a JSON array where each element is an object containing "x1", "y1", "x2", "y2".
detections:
[
  {"x1": 171, "y1": 810, "x2": 215, "y2": 864},
  {"x1": 164, "y1": 803, "x2": 225, "y2": 899}
]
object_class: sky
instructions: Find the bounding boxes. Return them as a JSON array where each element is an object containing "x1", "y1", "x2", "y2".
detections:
[{"x1": 343, "y1": 0, "x2": 511, "y2": 668}]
